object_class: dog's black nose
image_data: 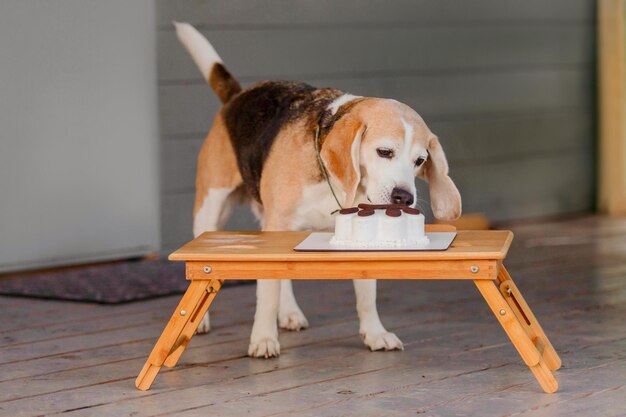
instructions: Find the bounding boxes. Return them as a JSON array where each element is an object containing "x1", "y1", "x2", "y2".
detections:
[{"x1": 391, "y1": 188, "x2": 414, "y2": 206}]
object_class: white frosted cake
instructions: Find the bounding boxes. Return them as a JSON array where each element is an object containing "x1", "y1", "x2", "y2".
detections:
[{"x1": 330, "y1": 204, "x2": 429, "y2": 248}]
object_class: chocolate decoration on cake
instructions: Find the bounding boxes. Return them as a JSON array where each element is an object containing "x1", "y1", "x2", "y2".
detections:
[
  {"x1": 357, "y1": 208, "x2": 375, "y2": 217},
  {"x1": 401, "y1": 207, "x2": 420, "y2": 215},
  {"x1": 355, "y1": 203, "x2": 420, "y2": 216},
  {"x1": 339, "y1": 203, "x2": 422, "y2": 218},
  {"x1": 339, "y1": 207, "x2": 359, "y2": 215},
  {"x1": 358, "y1": 203, "x2": 387, "y2": 210},
  {"x1": 358, "y1": 203, "x2": 406, "y2": 210}
]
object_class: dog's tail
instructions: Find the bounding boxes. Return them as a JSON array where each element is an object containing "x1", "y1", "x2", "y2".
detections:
[{"x1": 174, "y1": 22, "x2": 241, "y2": 103}]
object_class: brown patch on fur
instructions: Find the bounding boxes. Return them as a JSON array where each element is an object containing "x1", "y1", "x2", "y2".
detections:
[
  {"x1": 316, "y1": 97, "x2": 367, "y2": 142},
  {"x1": 420, "y1": 135, "x2": 462, "y2": 220},
  {"x1": 352, "y1": 99, "x2": 417, "y2": 143},
  {"x1": 193, "y1": 111, "x2": 243, "y2": 219},
  {"x1": 222, "y1": 81, "x2": 343, "y2": 202},
  {"x1": 319, "y1": 115, "x2": 366, "y2": 207},
  {"x1": 259, "y1": 118, "x2": 323, "y2": 229},
  {"x1": 209, "y1": 63, "x2": 242, "y2": 104}
]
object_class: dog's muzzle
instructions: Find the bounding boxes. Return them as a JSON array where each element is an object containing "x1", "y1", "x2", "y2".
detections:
[{"x1": 391, "y1": 187, "x2": 414, "y2": 206}]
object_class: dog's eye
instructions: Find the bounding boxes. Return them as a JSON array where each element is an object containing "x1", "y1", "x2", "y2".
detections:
[
  {"x1": 376, "y1": 148, "x2": 394, "y2": 159},
  {"x1": 415, "y1": 157, "x2": 426, "y2": 167}
]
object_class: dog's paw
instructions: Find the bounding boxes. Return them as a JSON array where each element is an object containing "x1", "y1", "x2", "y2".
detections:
[
  {"x1": 361, "y1": 331, "x2": 404, "y2": 351},
  {"x1": 248, "y1": 337, "x2": 280, "y2": 358},
  {"x1": 196, "y1": 313, "x2": 210, "y2": 334},
  {"x1": 279, "y1": 310, "x2": 309, "y2": 331},
  {"x1": 196, "y1": 313, "x2": 211, "y2": 334}
]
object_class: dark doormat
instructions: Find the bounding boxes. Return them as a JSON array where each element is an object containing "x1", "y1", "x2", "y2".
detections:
[{"x1": 0, "y1": 259, "x2": 250, "y2": 304}]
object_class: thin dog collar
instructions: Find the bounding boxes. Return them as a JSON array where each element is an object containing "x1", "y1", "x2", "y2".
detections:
[{"x1": 313, "y1": 125, "x2": 343, "y2": 214}]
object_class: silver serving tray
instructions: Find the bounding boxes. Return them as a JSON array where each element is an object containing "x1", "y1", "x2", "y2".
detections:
[{"x1": 294, "y1": 232, "x2": 457, "y2": 252}]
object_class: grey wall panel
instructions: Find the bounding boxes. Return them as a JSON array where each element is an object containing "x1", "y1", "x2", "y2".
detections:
[
  {"x1": 159, "y1": 69, "x2": 591, "y2": 136},
  {"x1": 158, "y1": 26, "x2": 593, "y2": 82},
  {"x1": 162, "y1": 139, "x2": 203, "y2": 193},
  {"x1": 162, "y1": 109, "x2": 592, "y2": 193},
  {"x1": 157, "y1": 1, "x2": 595, "y2": 250},
  {"x1": 434, "y1": 109, "x2": 593, "y2": 164},
  {"x1": 161, "y1": 193, "x2": 195, "y2": 250},
  {"x1": 451, "y1": 152, "x2": 594, "y2": 221},
  {"x1": 156, "y1": 0, "x2": 594, "y2": 27}
]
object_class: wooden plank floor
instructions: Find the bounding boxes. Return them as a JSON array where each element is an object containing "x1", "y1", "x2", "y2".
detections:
[{"x1": 1, "y1": 215, "x2": 626, "y2": 416}]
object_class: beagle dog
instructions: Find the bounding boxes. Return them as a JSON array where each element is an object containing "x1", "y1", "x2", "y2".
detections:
[{"x1": 175, "y1": 23, "x2": 462, "y2": 358}]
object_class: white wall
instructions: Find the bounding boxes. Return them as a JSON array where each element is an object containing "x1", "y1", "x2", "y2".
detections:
[{"x1": 0, "y1": 0, "x2": 160, "y2": 272}]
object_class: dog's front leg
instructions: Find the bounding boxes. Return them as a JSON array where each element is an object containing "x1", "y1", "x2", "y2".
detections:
[
  {"x1": 279, "y1": 280, "x2": 309, "y2": 331},
  {"x1": 353, "y1": 279, "x2": 404, "y2": 351},
  {"x1": 248, "y1": 279, "x2": 281, "y2": 358}
]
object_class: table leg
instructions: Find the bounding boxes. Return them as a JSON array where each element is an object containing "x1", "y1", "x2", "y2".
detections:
[
  {"x1": 164, "y1": 279, "x2": 223, "y2": 368},
  {"x1": 496, "y1": 266, "x2": 561, "y2": 371},
  {"x1": 135, "y1": 279, "x2": 221, "y2": 391},
  {"x1": 474, "y1": 279, "x2": 558, "y2": 394}
]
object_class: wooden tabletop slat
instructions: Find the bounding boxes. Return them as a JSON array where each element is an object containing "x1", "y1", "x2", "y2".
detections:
[{"x1": 168, "y1": 230, "x2": 513, "y2": 262}]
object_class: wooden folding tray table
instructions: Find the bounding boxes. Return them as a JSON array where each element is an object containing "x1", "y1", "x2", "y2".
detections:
[{"x1": 135, "y1": 227, "x2": 561, "y2": 393}]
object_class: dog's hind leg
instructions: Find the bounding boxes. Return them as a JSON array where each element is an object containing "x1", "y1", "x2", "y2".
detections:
[
  {"x1": 278, "y1": 280, "x2": 309, "y2": 331},
  {"x1": 353, "y1": 279, "x2": 404, "y2": 351},
  {"x1": 193, "y1": 187, "x2": 237, "y2": 334},
  {"x1": 193, "y1": 187, "x2": 235, "y2": 238},
  {"x1": 190, "y1": 111, "x2": 243, "y2": 334}
]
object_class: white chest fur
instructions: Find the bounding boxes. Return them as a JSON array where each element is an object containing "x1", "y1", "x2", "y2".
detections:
[
  {"x1": 291, "y1": 181, "x2": 366, "y2": 231},
  {"x1": 291, "y1": 182, "x2": 339, "y2": 231}
]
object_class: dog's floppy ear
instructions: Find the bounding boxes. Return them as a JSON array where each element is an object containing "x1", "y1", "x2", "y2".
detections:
[
  {"x1": 320, "y1": 116, "x2": 366, "y2": 207},
  {"x1": 421, "y1": 135, "x2": 462, "y2": 220}
]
